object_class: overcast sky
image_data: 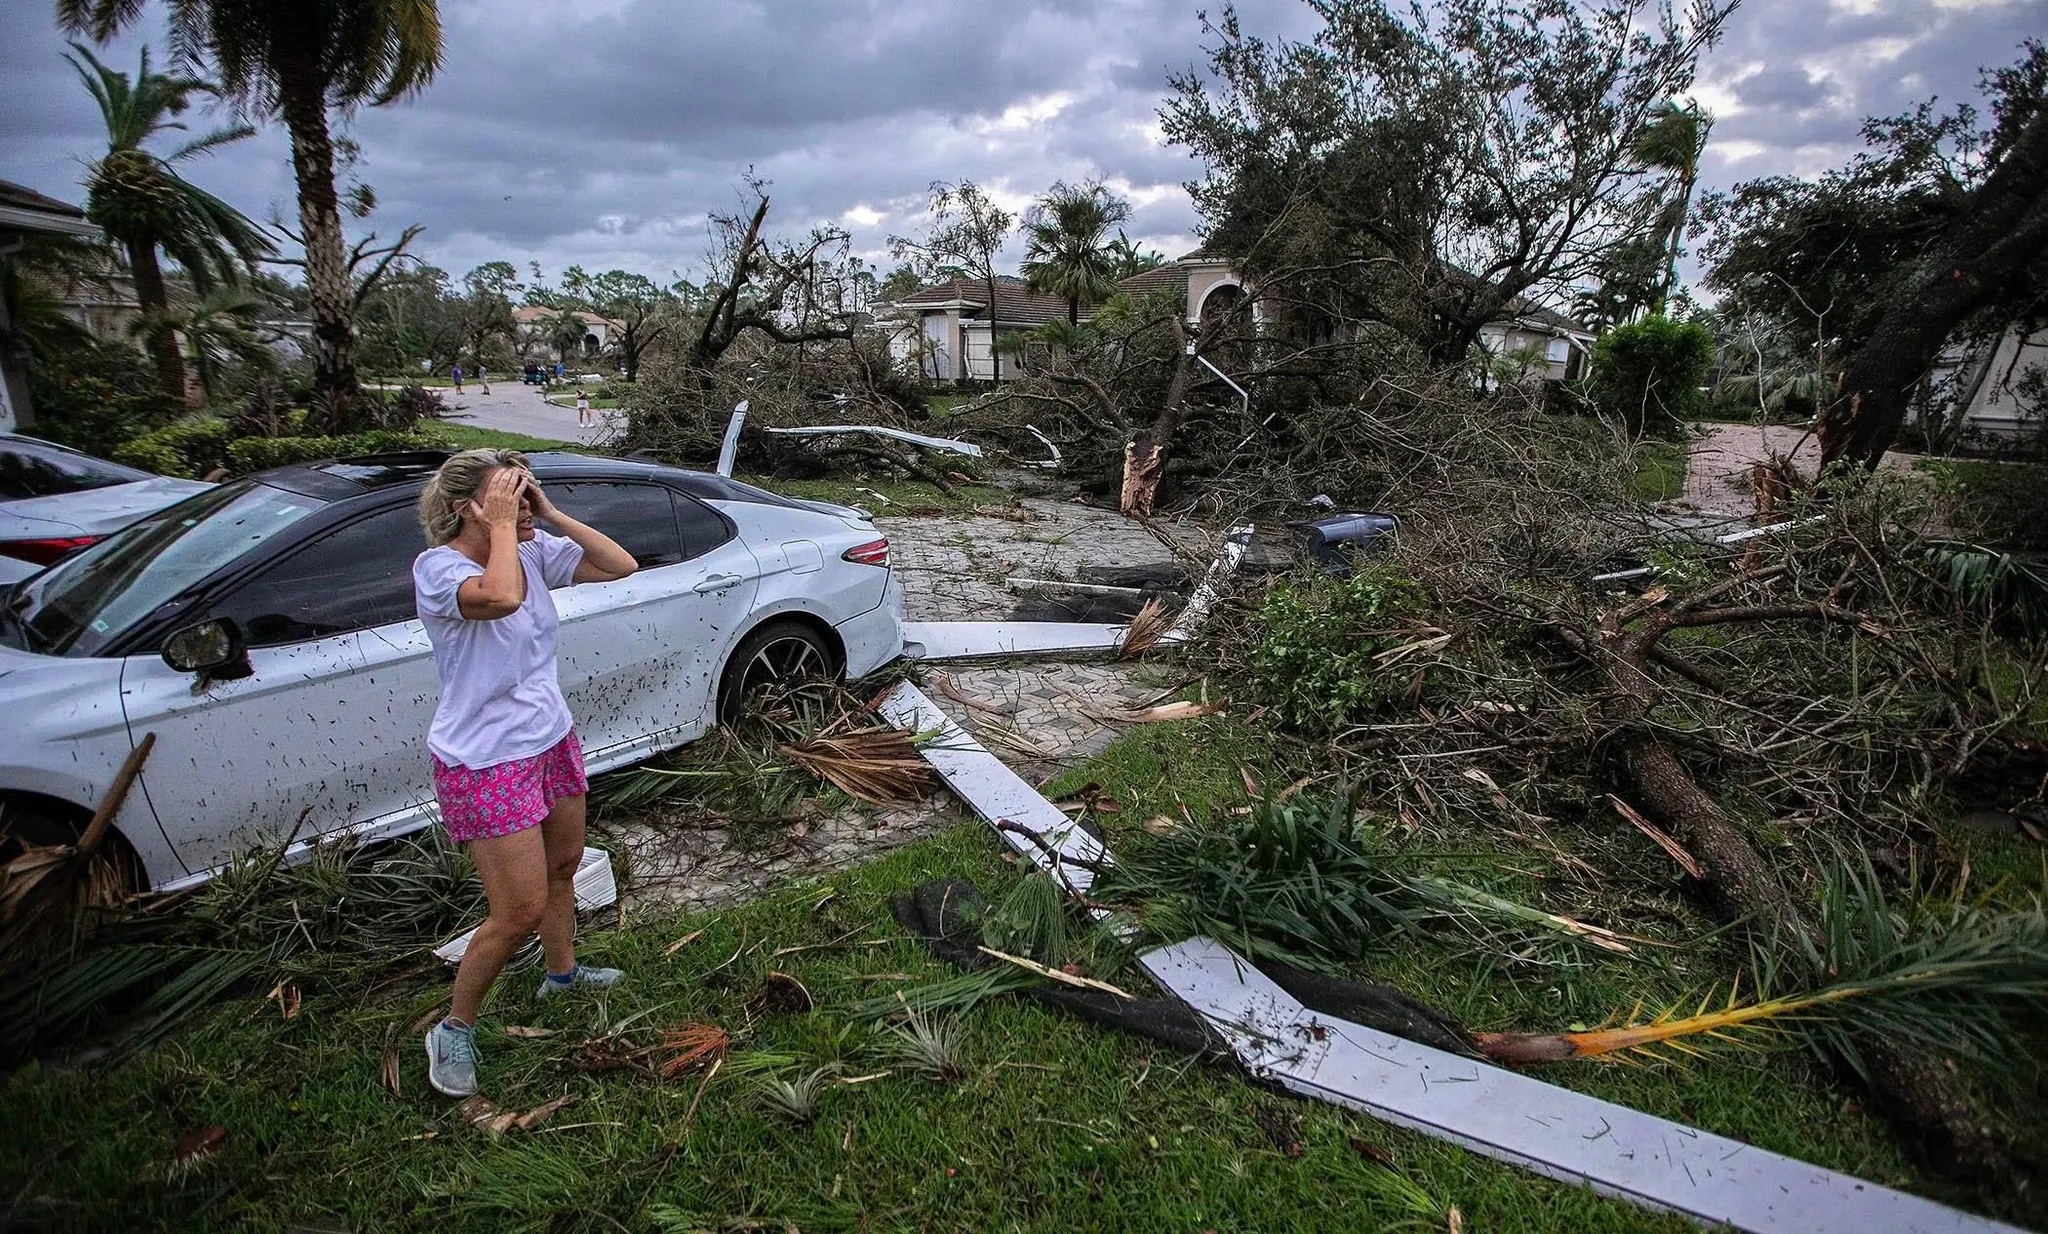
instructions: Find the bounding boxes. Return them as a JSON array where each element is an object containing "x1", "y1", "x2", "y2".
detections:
[{"x1": 2, "y1": 0, "x2": 2040, "y2": 291}]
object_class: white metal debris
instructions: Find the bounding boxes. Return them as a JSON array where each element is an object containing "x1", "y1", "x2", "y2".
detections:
[
  {"x1": 1139, "y1": 936, "x2": 2018, "y2": 1234},
  {"x1": 764, "y1": 424, "x2": 984, "y2": 458},
  {"x1": 1162, "y1": 523, "x2": 1254, "y2": 644},
  {"x1": 879, "y1": 682, "x2": 1109, "y2": 894},
  {"x1": 433, "y1": 847, "x2": 618, "y2": 963},
  {"x1": 1002, "y1": 576, "x2": 1153, "y2": 598},
  {"x1": 1022, "y1": 425, "x2": 1062, "y2": 470},
  {"x1": 715, "y1": 401, "x2": 749, "y2": 478},
  {"x1": 899, "y1": 620, "x2": 1129, "y2": 662}
]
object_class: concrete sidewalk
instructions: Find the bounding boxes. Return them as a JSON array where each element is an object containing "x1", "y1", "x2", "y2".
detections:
[{"x1": 412, "y1": 380, "x2": 622, "y2": 447}]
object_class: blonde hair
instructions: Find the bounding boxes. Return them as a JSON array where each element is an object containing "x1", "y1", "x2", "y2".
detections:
[{"x1": 417, "y1": 448, "x2": 529, "y2": 545}]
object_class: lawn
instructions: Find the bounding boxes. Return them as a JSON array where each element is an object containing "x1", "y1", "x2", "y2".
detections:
[
  {"x1": 419, "y1": 422, "x2": 581, "y2": 453},
  {"x1": 1627, "y1": 438, "x2": 1688, "y2": 502},
  {"x1": 3, "y1": 712, "x2": 2026, "y2": 1233}
]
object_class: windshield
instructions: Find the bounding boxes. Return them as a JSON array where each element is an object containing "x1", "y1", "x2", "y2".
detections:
[{"x1": 7, "y1": 481, "x2": 325, "y2": 657}]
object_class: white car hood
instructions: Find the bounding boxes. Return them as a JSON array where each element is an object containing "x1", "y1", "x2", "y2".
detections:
[{"x1": 0, "y1": 477, "x2": 212, "y2": 537}]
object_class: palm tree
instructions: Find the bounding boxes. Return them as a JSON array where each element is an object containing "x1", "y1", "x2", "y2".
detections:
[
  {"x1": 1104, "y1": 231, "x2": 1166, "y2": 280},
  {"x1": 60, "y1": 0, "x2": 444, "y2": 406},
  {"x1": 65, "y1": 43, "x2": 269, "y2": 402},
  {"x1": 132, "y1": 286, "x2": 275, "y2": 399},
  {"x1": 1630, "y1": 100, "x2": 1712, "y2": 317},
  {"x1": 1021, "y1": 183, "x2": 1134, "y2": 325}
]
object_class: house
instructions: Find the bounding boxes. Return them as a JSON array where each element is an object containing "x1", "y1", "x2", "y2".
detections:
[
  {"x1": 882, "y1": 251, "x2": 1590, "y2": 383},
  {"x1": 512, "y1": 306, "x2": 622, "y2": 361},
  {"x1": 1919, "y1": 322, "x2": 2047, "y2": 442},
  {"x1": 0, "y1": 180, "x2": 103, "y2": 433}
]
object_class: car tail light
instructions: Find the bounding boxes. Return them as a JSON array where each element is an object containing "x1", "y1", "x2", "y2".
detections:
[
  {"x1": 842, "y1": 538, "x2": 890, "y2": 567},
  {"x1": 0, "y1": 535, "x2": 100, "y2": 566}
]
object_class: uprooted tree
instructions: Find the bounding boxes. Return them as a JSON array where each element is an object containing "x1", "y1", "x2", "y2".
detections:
[{"x1": 1701, "y1": 39, "x2": 2048, "y2": 469}]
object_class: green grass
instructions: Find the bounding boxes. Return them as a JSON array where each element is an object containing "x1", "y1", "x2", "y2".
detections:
[
  {"x1": 0, "y1": 820, "x2": 1706, "y2": 1234},
  {"x1": 543, "y1": 395, "x2": 623, "y2": 410},
  {"x1": 924, "y1": 393, "x2": 976, "y2": 420},
  {"x1": 418, "y1": 422, "x2": 582, "y2": 453},
  {"x1": 2, "y1": 719, "x2": 2030, "y2": 1231},
  {"x1": 1628, "y1": 439, "x2": 1687, "y2": 502}
]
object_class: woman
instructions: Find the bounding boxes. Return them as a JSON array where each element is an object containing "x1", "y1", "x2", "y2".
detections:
[{"x1": 413, "y1": 449, "x2": 638, "y2": 1098}]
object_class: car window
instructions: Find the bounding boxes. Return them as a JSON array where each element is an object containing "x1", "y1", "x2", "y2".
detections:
[
  {"x1": 0, "y1": 438, "x2": 152, "y2": 500},
  {"x1": 206, "y1": 505, "x2": 422, "y2": 646},
  {"x1": 8, "y1": 481, "x2": 324, "y2": 657},
  {"x1": 542, "y1": 481, "x2": 683, "y2": 569},
  {"x1": 675, "y1": 493, "x2": 734, "y2": 560}
]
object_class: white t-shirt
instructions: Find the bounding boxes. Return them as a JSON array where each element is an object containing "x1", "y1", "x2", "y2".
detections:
[{"x1": 413, "y1": 530, "x2": 585, "y2": 769}]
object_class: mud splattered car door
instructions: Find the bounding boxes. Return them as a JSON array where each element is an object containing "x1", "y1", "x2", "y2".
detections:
[
  {"x1": 116, "y1": 503, "x2": 441, "y2": 878},
  {"x1": 543, "y1": 480, "x2": 758, "y2": 771}
]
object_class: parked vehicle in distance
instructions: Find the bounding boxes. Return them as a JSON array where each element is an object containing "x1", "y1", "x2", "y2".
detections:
[
  {"x1": 0, "y1": 434, "x2": 212, "y2": 584},
  {"x1": 0, "y1": 450, "x2": 903, "y2": 892}
]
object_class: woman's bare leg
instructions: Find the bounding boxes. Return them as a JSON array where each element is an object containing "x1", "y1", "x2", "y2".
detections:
[
  {"x1": 449, "y1": 827, "x2": 549, "y2": 1024},
  {"x1": 536, "y1": 793, "x2": 587, "y2": 976}
]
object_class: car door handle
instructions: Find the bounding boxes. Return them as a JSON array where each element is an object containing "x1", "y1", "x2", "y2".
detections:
[{"x1": 692, "y1": 574, "x2": 743, "y2": 594}]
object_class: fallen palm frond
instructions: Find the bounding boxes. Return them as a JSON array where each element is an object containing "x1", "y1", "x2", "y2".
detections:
[
  {"x1": 1119, "y1": 596, "x2": 1170, "y2": 658},
  {"x1": 1475, "y1": 858, "x2": 2048, "y2": 1070},
  {"x1": 779, "y1": 724, "x2": 934, "y2": 805},
  {"x1": 0, "y1": 733, "x2": 155, "y2": 962},
  {"x1": 2, "y1": 826, "x2": 492, "y2": 1066},
  {"x1": 1097, "y1": 791, "x2": 1618, "y2": 973}
]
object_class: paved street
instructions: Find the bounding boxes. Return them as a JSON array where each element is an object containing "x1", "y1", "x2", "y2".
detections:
[{"x1": 429, "y1": 379, "x2": 624, "y2": 447}]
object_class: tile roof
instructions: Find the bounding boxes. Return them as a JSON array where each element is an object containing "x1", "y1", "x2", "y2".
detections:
[
  {"x1": 0, "y1": 180, "x2": 87, "y2": 218},
  {"x1": 891, "y1": 275, "x2": 1073, "y2": 326},
  {"x1": 1114, "y1": 264, "x2": 1190, "y2": 299}
]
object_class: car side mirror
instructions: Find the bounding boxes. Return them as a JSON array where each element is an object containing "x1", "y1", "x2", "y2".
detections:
[{"x1": 163, "y1": 618, "x2": 252, "y2": 680}]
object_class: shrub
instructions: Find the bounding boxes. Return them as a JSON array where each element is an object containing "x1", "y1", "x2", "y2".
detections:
[
  {"x1": 24, "y1": 338, "x2": 181, "y2": 460},
  {"x1": 226, "y1": 430, "x2": 431, "y2": 474},
  {"x1": 114, "y1": 417, "x2": 431, "y2": 478},
  {"x1": 113, "y1": 416, "x2": 236, "y2": 478},
  {"x1": 1586, "y1": 315, "x2": 1714, "y2": 437},
  {"x1": 1248, "y1": 567, "x2": 1428, "y2": 731}
]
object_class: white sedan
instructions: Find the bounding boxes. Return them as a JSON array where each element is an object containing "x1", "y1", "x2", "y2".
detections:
[{"x1": 0, "y1": 450, "x2": 902, "y2": 891}]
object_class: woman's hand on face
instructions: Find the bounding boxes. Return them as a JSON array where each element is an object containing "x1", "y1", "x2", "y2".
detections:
[
  {"x1": 465, "y1": 468, "x2": 528, "y2": 531},
  {"x1": 523, "y1": 477, "x2": 561, "y2": 522}
]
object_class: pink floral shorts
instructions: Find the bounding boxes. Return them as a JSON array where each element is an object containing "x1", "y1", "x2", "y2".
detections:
[{"x1": 432, "y1": 731, "x2": 587, "y2": 844}]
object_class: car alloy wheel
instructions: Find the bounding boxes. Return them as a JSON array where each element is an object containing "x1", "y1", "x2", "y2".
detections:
[{"x1": 717, "y1": 620, "x2": 837, "y2": 723}]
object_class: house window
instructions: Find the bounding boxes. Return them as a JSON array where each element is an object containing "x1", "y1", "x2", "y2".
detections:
[{"x1": 1546, "y1": 338, "x2": 1570, "y2": 364}]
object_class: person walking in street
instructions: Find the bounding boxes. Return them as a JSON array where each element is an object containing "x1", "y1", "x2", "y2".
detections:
[
  {"x1": 576, "y1": 390, "x2": 592, "y2": 428},
  {"x1": 478, "y1": 364, "x2": 490, "y2": 395},
  {"x1": 452, "y1": 363, "x2": 465, "y2": 394},
  {"x1": 413, "y1": 449, "x2": 638, "y2": 1098}
]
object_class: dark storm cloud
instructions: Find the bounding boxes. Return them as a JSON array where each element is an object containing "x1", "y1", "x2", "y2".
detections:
[{"x1": 0, "y1": 0, "x2": 2036, "y2": 283}]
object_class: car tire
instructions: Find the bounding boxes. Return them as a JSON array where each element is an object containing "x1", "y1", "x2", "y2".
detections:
[
  {"x1": 716, "y1": 619, "x2": 838, "y2": 723},
  {"x1": 0, "y1": 794, "x2": 142, "y2": 892}
]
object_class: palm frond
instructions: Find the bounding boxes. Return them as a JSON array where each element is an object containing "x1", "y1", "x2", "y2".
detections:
[{"x1": 1475, "y1": 858, "x2": 2048, "y2": 1072}]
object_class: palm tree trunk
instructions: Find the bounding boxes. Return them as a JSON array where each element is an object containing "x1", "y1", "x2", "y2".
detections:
[
  {"x1": 124, "y1": 236, "x2": 188, "y2": 405},
  {"x1": 277, "y1": 67, "x2": 360, "y2": 409},
  {"x1": 1652, "y1": 171, "x2": 1696, "y2": 319}
]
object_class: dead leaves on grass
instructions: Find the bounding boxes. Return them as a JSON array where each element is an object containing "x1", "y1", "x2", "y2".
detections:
[{"x1": 460, "y1": 1092, "x2": 578, "y2": 1136}]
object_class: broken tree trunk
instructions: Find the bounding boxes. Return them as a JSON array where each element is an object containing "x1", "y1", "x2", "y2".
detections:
[{"x1": 1568, "y1": 601, "x2": 2012, "y2": 1181}]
